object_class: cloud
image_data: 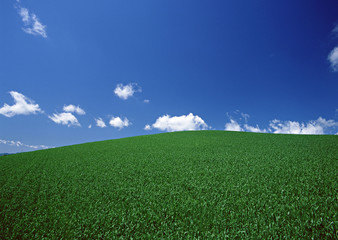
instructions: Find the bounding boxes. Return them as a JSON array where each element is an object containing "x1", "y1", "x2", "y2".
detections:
[
  {"x1": 17, "y1": 6, "x2": 47, "y2": 38},
  {"x1": 144, "y1": 124, "x2": 152, "y2": 130},
  {"x1": 150, "y1": 113, "x2": 208, "y2": 132},
  {"x1": 63, "y1": 104, "x2": 86, "y2": 115},
  {"x1": 333, "y1": 24, "x2": 338, "y2": 36},
  {"x1": 225, "y1": 119, "x2": 242, "y2": 132},
  {"x1": 243, "y1": 124, "x2": 267, "y2": 133},
  {"x1": 0, "y1": 139, "x2": 50, "y2": 150},
  {"x1": 48, "y1": 112, "x2": 80, "y2": 127},
  {"x1": 241, "y1": 112, "x2": 250, "y2": 122},
  {"x1": 109, "y1": 116, "x2": 130, "y2": 129},
  {"x1": 88, "y1": 124, "x2": 92, "y2": 129},
  {"x1": 328, "y1": 47, "x2": 338, "y2": 72},
  {"x1": 95, "y1": 118, "x2": 107, "y2": 128},
  {"x1": 48, "y1": 104, "x2": 85, "y2": 127},
  {"x1": 114, "y1": 83, "x2": 141, "y2": 100},
  {"x1": 269, "y1": 117, "x2": 337, "y2": 135},
  {"x1": 144, "y1": 99, "x2": 150, "y2": 103},
  {"x1": 0, "y1": 91, "x2": 42, "y2": 117},
  {"x1": 225, "y1": 111, "x2": 336, "y2": 134},
  {"x1": 225, "y1": 120, "x2": 266, "y2": 133}
]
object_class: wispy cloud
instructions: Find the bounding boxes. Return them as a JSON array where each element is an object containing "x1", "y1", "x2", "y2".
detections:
[
  {"x1": 17, "y1": 5, "x2": 47, "y2": 38},
  {"x1": 240, "y1": 112, "x2": 250, "y2": 122},
  {"x1": 48, "y1": 112, "x2": 80, "y2": 127},
  {"x1": 0, "y1": 139, "x2": 50, "y2": 150},
  {"x1": 95, "y1": 118, "x2": 107, "y2": 128},
  {"x1": 63, "y1": 104, "x2": 86, "y2": 115},
  {"x1": 148, "y1": 113, "x2": 208, "y2": 132},
  {"x1": 332, "y1": 24, "x2": 338, "y2": 36},
  {"x1": 0, "y1": 91, "x2": 42, "y2": 117},
  {"x1": 328, "y1": 47, "x2": 338, "y2": 72},
  {"x1": 328, "y1": 25, "x2": 338, "y2": 72},
  {"x1": 114, "y1": 83, "x2": 141, "y2": 100},
  {"x1": 109, "y1": 116, "x2": 130, "y2": 129},
  {"x1": 144, "y1": 99, "x2": 150, "y2": 103}
]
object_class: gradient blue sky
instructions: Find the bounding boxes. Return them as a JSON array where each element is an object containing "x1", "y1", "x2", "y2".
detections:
[{"x1": 1, "y1": 0, "x2": 338, "y2": 153}]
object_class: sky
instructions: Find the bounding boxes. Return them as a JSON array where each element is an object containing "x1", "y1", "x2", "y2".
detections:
[{"x1": 0, "y1": 0, "x2": 337, "y2": 153}]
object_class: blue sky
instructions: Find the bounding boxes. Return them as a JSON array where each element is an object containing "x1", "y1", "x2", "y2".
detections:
[{"x1": 0, "y1": 0, "x2": 337, "y2": 153}]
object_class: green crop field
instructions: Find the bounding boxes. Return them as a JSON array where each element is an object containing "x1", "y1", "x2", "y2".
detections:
[{"x1": 0, "y1": 131, "x2": 337, "y2": 239}]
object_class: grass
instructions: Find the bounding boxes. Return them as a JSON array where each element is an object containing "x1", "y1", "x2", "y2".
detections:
[{"x1": 0, "y1": 131, "x2": 337, "y2": 239}]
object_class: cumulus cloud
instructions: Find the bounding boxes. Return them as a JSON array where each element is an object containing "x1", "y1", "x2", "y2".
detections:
[
  {"x1": 63, "y1": 104, "x2": 86, "y2": 115},
  {"x1": 0, "y1": 91, "x2": 42, "y2": 117},
  {"x1": 225, "y1": 119, "x2": 242, "y2": 132},
  {"x1": 269, "y1": 117, "x2": 337, "y2": 135},
  {"x1": 114, "y1": 83, "x2": 141, "y2": 100},
  {"x1": 88, "y1": 124, "x2": 92, "y2": 129},
  {"x1": 328, "y1": 47, "x2": 338, "y2": 72},
  {"x1": 144, "y1": 124, "x2": 152, "y2": 130},
  {"x1": 95, "y1": 118, "x2": 107, "y2": 128},
  {"x1": 109, "y1": 116, "x2": 130, "y2": 129},
  {"x1": 225, "y1": 111, "x2": 336, "y2": 135},
  {"x1": 150, "y1": 113, "x2": 208, "y2": 132},
  {"x1": 48, "y1": 112, "x2": 80, "y2": 127},
  {"x1": 0, "y1": 139, "x2": 50, "y2": 150},
  {"x1": 17, "y1": 6, "x2": 47, "y2": 38},
  {"x1": 225, "y1": 120, "x2": 266, "y2": 133}
]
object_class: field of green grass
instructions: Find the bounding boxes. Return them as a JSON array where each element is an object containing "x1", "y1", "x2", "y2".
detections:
[{"x1": 0, "y1": 131, "x2": 337, "y2": 239}]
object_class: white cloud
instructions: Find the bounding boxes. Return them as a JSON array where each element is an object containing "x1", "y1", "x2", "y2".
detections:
[
  {"x1": 88, "y1": 124, "x2": 92, "y2": 129},
  {"x1": 95, "y1": 118, "x2": 107, "y2": 128},
  {"x1": 144, "y1": 99, "x2": 150, "y2": 103},
  {"x1": 144, "y1": 124, "x2": 152, "y2": 130},
  {"x1": 48, "y1": 112, "x2": 80, "y2": 127},
  {"x1": 151, "y1": 113, "x2": 208, "y2": 132},
  {"x1": 225, "y1": 112, "x2": 337, "y2": 135},
  {"x1": 109, "y1": 116, "x2": 130, "y2": 129},
  {"x1": 0, "y1": 91, "x2": 42, "y2": 117},
  {"x1": 63, "y1": 104, "x2": 86, "y2": 115},
  {"x1": 328, "y1": 47, "x2": 338, "y2": 72},
  {"x1": 114, "y1": 83, "x2": 141, "y2": 100},
  {"x1": 244, "y1": 124, "x2": 267, "y2": 133},
  {"x1": 0, "y1": 139, "x2": 50, "y2": 150},
  {"x1": 269, "y1": 117, "x2": 337, "y2": 135},
  {"x1": 225, "y1": 119, "x2": 242, "y2": 132},
  {"x1": 18, "y1": 6, "x2": 47, "y2": 38},
  {"x1": 225, "y1": 119, "x2": 266, "y2": 133},
  {"x1": 19, "y1": 7, "x2": 29, "y2": 22}
]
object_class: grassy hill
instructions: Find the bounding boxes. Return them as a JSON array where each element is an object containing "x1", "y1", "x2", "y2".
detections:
[{"x1": 0, "y1": 131, "x2": 337, "y2": 239}]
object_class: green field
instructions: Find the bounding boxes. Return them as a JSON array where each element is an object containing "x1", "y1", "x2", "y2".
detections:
[{"x1": 0, "y1": 131, "x2": 337, "y2": 239}]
